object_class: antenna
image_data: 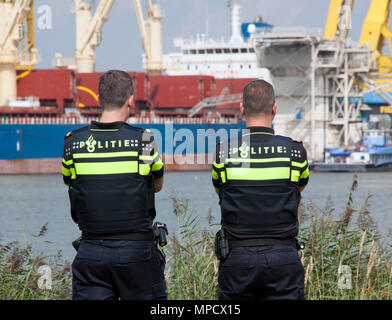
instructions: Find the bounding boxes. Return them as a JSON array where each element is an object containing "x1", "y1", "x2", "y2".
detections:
[{"x1": 205, "y1": 0, "x2": 209, "y2": 39}]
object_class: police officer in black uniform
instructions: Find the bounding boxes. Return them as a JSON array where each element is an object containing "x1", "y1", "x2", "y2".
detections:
[
  {"x1": 212, "y1": 80, "x2": 309, "y2": 300},
  {"x1": 62, "y1": 70, "x2": 167, "y2": 300}
]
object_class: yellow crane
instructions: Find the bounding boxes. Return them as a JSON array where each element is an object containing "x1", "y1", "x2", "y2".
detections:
[
  {"x1": 359, "y1": 0, "x2": 392, "y2": 74},
  {"x1": 324, "y1": 0, "x2": 355, "y2": 40},
  {"x1": 133, "y1": 0, "x2": 164, "y2": 75}
]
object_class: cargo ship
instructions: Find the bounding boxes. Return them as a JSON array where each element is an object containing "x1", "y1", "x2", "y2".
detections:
[{"x1": 0, "y1": 0, "x2": 263, "y2": 174}]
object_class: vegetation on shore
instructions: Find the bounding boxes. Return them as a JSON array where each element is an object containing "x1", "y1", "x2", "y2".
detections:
[
  {"x1": 166, "y1": 175, "x2": 392, "y2": 300},
  {"x1": 1, "y1": 174, "x2": 391, "y2": 300},
  {"x1": 0, "y1": 225, "x2": 72, "y2": 300}
]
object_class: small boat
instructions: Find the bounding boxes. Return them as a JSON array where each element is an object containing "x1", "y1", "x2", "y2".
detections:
[{"x1": 310, "y1": 130, "x2": 392, "y2": 172}]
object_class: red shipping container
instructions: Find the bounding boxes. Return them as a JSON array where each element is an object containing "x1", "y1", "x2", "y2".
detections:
[
  {"x1": 76, "y1": 72, "x2": 149, "y2": 109},
  {"x1": 149, "y1": 75, "x2": 215, "y2": 110},
  {"x1": 215, "y1": 78, "x2": 256, "y2": 111},
  {"x1": 17, "y1": 69, "x2": 76, "y2": 110}
]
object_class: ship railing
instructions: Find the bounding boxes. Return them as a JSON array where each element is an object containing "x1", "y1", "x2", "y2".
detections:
[
  {"x1": 0, "y1": 116, "x2": 97, "y2": 125},
  {"x1": 0, "y1": 116, "x2": 241, "y2": 125},
  {"x1": 255, "y1": 27, "x2": 323, "y2": 39}
]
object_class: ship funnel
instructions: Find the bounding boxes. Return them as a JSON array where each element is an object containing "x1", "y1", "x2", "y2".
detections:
[{"x1": 229, "y1": 0, "x2": 244, "y2": 43}]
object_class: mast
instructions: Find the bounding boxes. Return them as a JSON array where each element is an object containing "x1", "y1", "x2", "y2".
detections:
[{"x1": 229, "y1": 0, "x2": 244, "y2": 43}]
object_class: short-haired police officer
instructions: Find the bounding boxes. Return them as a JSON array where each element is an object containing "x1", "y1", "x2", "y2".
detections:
[
  {"x1": 212, "y1": 80, "x2": 309, "y2": 300},
  {"x1": 62, "y1": 70, "x2": 167, "y2": 300}
]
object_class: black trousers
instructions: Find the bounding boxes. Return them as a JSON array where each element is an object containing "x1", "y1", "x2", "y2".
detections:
[
  {"x1": 72, "y1": 240, "x2": 167, "y2": 300},
  {"x1": 218, "y1": 245, "x2": 304, "y2": 300}
]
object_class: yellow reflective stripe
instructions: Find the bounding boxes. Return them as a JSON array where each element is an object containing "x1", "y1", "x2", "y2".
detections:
[
  {"x1": 74, "y1": 161, "x2": 138, "y2": 175},
  {"x1": 212, "y1": 169, "x2": 219, "y2": 180},
  {"x1": 152, "y1": 158, "x2": 163, "y2": 171},
  {"x1": 220, "y1": 171, "x2": 227, "y2": 183},
  {"x1": 62, "y1": 166, "x2": 70, "y2": 177},
  {"x1": 227, "y1": 167, "x2": 290, "y2": 180},
  {"x1": 226, "y1": 157, "x2": 290, "y2": 163},
  {"x1": 139, "y1": 163, "x2": 151, "y2": 176},
  {"x1": 291, "y1": 170, "x2": 300, "y2": 182},
  {"x1": 139, "y1": 152, "x2": 159, "y2": 161},
  {"x1": 73, "y1": 151, "x2": 138, "y2": 159},
  {"x1": 292, "y1": 160, "x2": 307, "y2": 168},
  {"x1": 70, "y1": 168, "x2": 76, "y2": 179},
  {"x1": 213, "y1": 162, "x2": 225, "y2": 169},
  {"x1": 90, "y1": 129, "x2": 119, "y2": 132},
  {"x1": 62, "y1": 158, "x2": 73, "y2": 166},
  {"x1": 300, "y1": 167, "x2": 310, "y2": 179}
]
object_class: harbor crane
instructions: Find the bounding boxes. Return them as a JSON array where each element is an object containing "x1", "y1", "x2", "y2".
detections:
[
  {"x1": 325, "y1": 0, "x2": 392, "y2": 101},
  {"x1": 133, "y1": 0, "x2": 164, "y2": 75},
  {"x1": 55, "y1": 0, "x2": 114, "y2": 73},
  {"x1": 358, "y1": 0, "x2": 392, "y2": 99},
  {"x1": 0, "y1": 0, "x2": 39, "y2": 106},
  {"x1": 324, "y1": 0, "x2": 355, "y2": 40},
  {"x1": 359, "y1": 0, "x2": 392, "y2": 74}
]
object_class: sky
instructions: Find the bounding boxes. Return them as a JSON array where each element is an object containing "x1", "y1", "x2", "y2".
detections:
[{"x1": 33, "y1": 0, "x2": 374, "y2": 72}]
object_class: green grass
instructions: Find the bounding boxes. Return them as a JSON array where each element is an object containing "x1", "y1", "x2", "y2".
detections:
[
  {"x1": 0, "y1": 225, "x2": 72, "y2": 300},
  {"x1": 1, "y1": 174, "x2": 391, "y2": 300}
]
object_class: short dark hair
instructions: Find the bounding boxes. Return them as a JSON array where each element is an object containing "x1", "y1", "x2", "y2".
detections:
[
  {"x1": 243, "y1": 80, "x2": 275, "y2": 116},
  {"x1": 98, "y1": 70, "x2": 134, "y2": 110}
]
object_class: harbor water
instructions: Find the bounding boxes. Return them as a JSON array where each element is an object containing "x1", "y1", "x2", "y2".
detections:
[{"x1": 1, "y1": 171, "x2": 391, "y2": 262}]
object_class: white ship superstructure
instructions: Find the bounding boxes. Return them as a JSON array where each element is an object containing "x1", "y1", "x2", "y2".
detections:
[{"x1": 144, "y1": 0, "x2": 271, "y2": 79}]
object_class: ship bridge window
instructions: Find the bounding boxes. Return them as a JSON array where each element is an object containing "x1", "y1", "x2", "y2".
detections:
[
  {"x1": 232, "y1": 48, "x2": 239, "y2": 53},
  {"x1": 249, "y1": 48, "x2": 255, "y2": 53},
  {"x1": 190, "y1": 49, "x2": 197, "y2": 54},
  {"x1": 207, "y1": 49, "x2": 213, "y2": 54},
  {"x1": 241, "y1": 48, "x2": 248, "y2": 53},
  {"x1": 183, "y1": 50, "x2": 189, "y2": 54},
  {"x1": 198, "y1": 49, "x2": 205, "y2": 54},
  {"x1": 215, "y1": 49, "x2": 222, "y2": 54},
  {"x1": 224, "y1": 48, "x2": 230, "y2": 54}
]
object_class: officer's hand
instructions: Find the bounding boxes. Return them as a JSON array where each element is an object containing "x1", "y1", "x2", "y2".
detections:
[
  {"x1": 298, "y1": 186, "x2": 306, "y2": 193},
  {"x1": 154, "y1": 177, "x2": 164, "y2": 193}
]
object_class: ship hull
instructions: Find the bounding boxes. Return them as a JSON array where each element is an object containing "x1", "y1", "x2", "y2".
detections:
[{"x1": 0, "y1": 123, "x2": 245, "y2": 174}]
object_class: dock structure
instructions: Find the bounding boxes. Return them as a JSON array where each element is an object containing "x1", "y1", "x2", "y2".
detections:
[{"x1": 254, "y1": 27, "x2": 373, "y2": 160}]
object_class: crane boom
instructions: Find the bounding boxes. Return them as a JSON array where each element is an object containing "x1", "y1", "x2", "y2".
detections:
[
  {"x1": 324, "y1": 0, "x2": 354, "y2": 40},
  {"x1": 133, "y1": 0, "x2": 151, "y2": 61},
  {"x1": 359, "y1": 0, "x2": 392, "y2": 73},
  {"x1": 75, "y1": 0, "x2": 115, "y2": 73},
  {"x1": 0, "y1": 0, "x2": 38, "y2": 106},
  {"x1": 133, "y1": 0, "x2": 164, "y2": 75}
]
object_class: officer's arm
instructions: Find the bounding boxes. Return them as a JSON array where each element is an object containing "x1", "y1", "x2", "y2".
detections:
[
  {"x1": 62, "y1": 132, "x2": 73, "y2": 186},
  {"x1": 141, "y1": 130, "x2": 164, "y2": 193},
  {"x1": 154, "y1": 177, "x2": 164, "y2": 193},
  {"x1": 212, "y1": 142, "x2": 225, "y2": 194},
  {"x1": 297, "y1": 147, "x2": 310, "y2": 192},
  {"x1": 150, "y1": 143, "x2": 164, "y2": 193}
]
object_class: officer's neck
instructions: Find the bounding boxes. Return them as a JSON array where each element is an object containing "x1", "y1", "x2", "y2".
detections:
[
  {"x1": 246, "y1": 116, "x2": 273, "y2": 129},
  {"x1": 100, "y1": 108, "x2": 128, "y2": 123}
]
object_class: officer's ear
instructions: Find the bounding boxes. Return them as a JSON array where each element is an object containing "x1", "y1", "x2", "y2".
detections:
[
  {"x1": 240, "y1": 102, "x2": 245, "y2": 116},
  {"x1": 272, "y1": 103, "x2": 277, "y2": 117},
  {"x1": 127, "y1": 95, "x2": 135, "y2": 114}
]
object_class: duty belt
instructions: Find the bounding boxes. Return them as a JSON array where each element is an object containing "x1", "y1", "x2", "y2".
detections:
[
  {"x1": 228, "y1": 238, "x2": 298, "y2": 249},
  {"x1": 81, "y1": 230, "x2": 154, "y2": 241}
]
